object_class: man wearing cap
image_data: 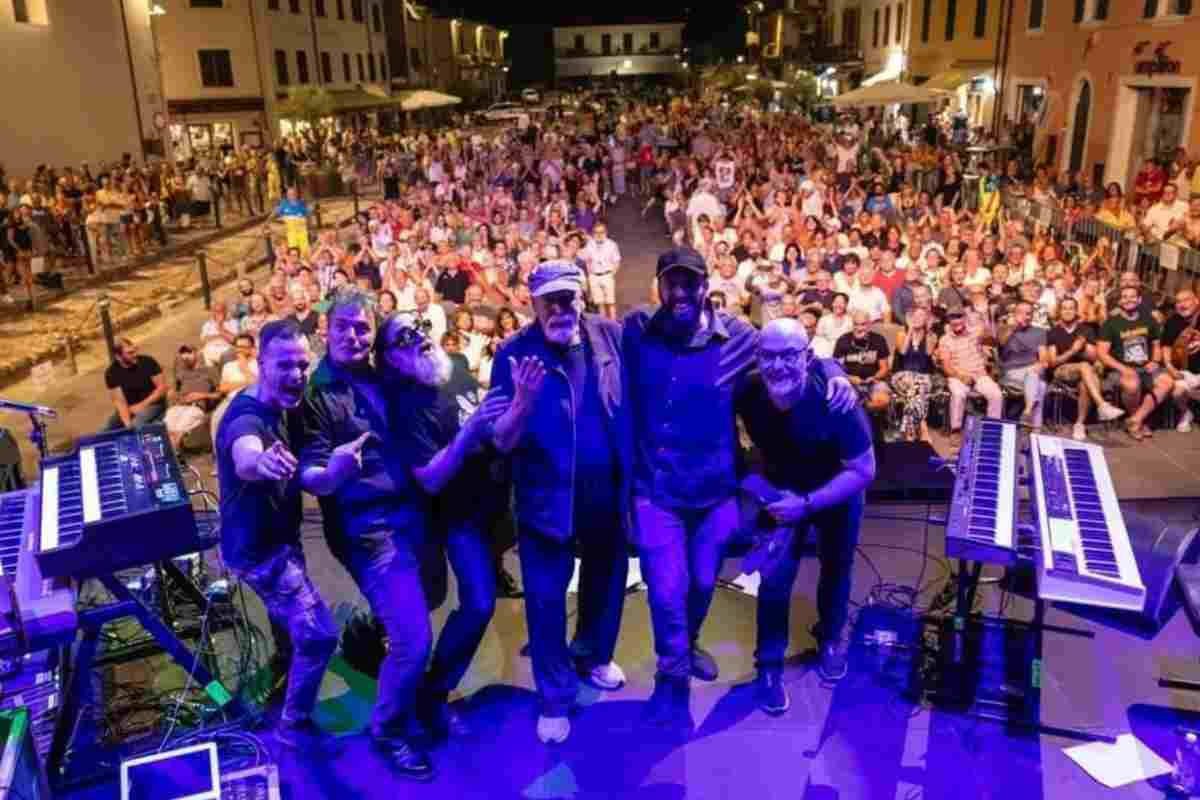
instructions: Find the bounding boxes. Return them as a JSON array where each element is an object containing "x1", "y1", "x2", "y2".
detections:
[
  {"x1": 623, "y1": 247, "x2": 857, "y2": 729},
  {"x1": 488, "y1": 260, "x2": 632, "y2": 744},
  {"x1": 582, "y1": 222, "x2": 621, "y2": 321}
]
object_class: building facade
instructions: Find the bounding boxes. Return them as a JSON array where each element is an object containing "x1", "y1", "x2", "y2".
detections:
[
  {"x1": 386, "y1": 3, "x2": 508, "y2": 102},
  {"x1": 1002, "y1": 0, "x2": 1199, "y2": 190},
  {"x1": 553, "y1": 20, "x2": 684, "y2": 84},
  {"x1": 151, "y1": 0, "x2": 390, "y2": 159},
  {"x1": 861, "y1": 0, "x2": 911, "y2": 85},
  {"x1": 907, "y1": 0, "x2": 1006, "y2": 126},
  {"x1": 815, "y1": 0, "x2": 865, "y2": 94},
  {"x1": 1, "y1": 0, "x2": 159, "y2": 174}
]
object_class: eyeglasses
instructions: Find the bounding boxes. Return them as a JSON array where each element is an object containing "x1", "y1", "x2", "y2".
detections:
[
  {"x1": 756, "y1": 347, "x2": 810, "y2": 367},
  {"x1": 387, "y1": 321, "x2": 431, "y2": 350}
]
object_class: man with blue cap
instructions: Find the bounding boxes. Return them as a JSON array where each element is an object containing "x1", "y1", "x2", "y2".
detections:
[
  {"x1": 623, "y1": 246, "x2": 858, "y2": 729},
  {"x1": 488, "y1": 260, "x2": 632, "y2": 744}
]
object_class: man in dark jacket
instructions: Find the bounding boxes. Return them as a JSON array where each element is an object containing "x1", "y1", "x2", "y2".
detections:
[{"x1": 489, "y1": 261, "x2": 631, "y2": 744}]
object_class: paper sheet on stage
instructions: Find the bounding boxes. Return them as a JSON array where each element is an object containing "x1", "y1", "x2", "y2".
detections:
[{"x1": 1063, "y1": 734, "x2": 1172, "y2": 788}]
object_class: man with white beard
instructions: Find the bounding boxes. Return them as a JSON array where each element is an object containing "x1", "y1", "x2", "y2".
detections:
[
  {"x1": 374, "y1": 313, "x2": 509, "y2": 741},
  {"x1": 735, "y1": 319, "x2": 875, "y2": 715},
  {"x1": 487, "y1": 261, "x2": 632, "y2": 744}
]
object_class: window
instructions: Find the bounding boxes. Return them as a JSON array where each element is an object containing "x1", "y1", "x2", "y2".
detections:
[
  {"x1": 274, "y1": 50, "x2": 289, "y2": 86},
  {"x1": 1028, "y1": 0, "x2": 1044, "y2": 29},
  {"x1": 12, "y1": 0, "x2": 29, "y2": 22},
  {"x1": 574, "y1": 34, "x2": 584, "y2": 50},
  {"x1": 1095, "y1": 0, "x2": 1109, "y2": 18},
  {"x1": 342, "y1": 52, "x2": 351, "y2": 82},
  {"x1": 945, "y1": 0, "x2": 958, "y2": 39},
  {"x1": 974, "y1": 0, "x2": 987, "y2": 36},
  {"x1": 351, "y1": 0, "x2": 363, "y2": 23},
  {"x1": 1075, "y1": 0, "x2": 1086, "y2": 21},
  {"x1": 315, "y1": 0, "x2": 325, "y2": 15},
  {"x1": 321, "y1": 51, "x2": 332, "y2": 83},
  {"x1": 623, "y1": 33, "x2": 633, "y2": 52},
  {"x1": 190, "y1": 0, "x2": 223, "y2": 7},
  {"x1": 1146, "y1": 0, "x2": 1193, "y2": 15},
  {"x1": 368, "y1": 53, "x2": 376, "y2": 81},
  {"x1": 336, "y1": 0, "x2": 344, "y2": 19},
  {"x1": 410, "y1": 47, "x2": 421, "y2": 69},
  {"x1": 883, "y1": 6, "x2": 891, "y2": 45},
  {"x1": 1144, "y1": 0, "x2": 1157, "y2": 15},
  {"x1": 372, "y1": 4, "x2": 382, "y2": 32},
  {"x1": 198, "y1": 49, "x2": 234, "y2": 87},
  {"x1": 288, "y1": 0, "x2": 300, "y2": 12},
  {"x1": 897, "y1": 2, "x2": 905, "y2": 42},
  {"x1": 267, "y1": 0, "x2": 279, "y2": 9},
  {"x1": 650, "y1": 32, "x2": 660, "y2": 49},
  {"x1": 296, "y1": 50, "x2": 309, "y2": 83},
  {"x1": 356, "y1": 53, "x2": 365, "y2": 82},
  {"x1": 601, "y1": 33, "x2": 612, "y2": 54},
  {"x1": 379, "y1": 55, "x2": 386, "y2": 80},
  {"x1": 921, "y1": 0, "x2": 932, "y2": 42},
  {"x1": 873, "y1": 8, "x2": 880, "y2": 46}
]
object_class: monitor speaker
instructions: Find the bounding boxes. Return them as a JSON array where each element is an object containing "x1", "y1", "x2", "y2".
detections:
[{"x1": 1124, "y1": 510, "x2": 1200, "y2": 630}]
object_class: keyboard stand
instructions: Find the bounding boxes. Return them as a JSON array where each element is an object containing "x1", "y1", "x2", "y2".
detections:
[
  {"x1": 47, "y1": 562, "x2": 248, "y2": 790},
  {"x1": 925, "y1": 557, "x2": 1114, "y2": 744}
]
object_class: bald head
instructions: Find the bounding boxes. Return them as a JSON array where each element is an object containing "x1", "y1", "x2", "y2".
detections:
[{"x1": 761, "y1": 318, "x2": 810, "y2": 351}]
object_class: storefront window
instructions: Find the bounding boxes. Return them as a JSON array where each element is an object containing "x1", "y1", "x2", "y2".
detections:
[{"x1": 188, "y1": 124, "x2": 213, "y2": 153}]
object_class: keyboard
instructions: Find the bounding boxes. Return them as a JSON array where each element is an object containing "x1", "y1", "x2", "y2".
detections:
[
  {"x1": 0, "y1": 488, "x2": 76, "y2": 652},
  {"x1": 1028, "y1": 434, "x2": 1145, "y2": 611},
  {"x1": 944, "y1": 416, "x2": 1020, "y2": 565}
]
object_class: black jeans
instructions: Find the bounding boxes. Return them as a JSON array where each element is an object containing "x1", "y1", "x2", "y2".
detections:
[
  {"x1": 518, "y1": 519, "x2": 627, "y2": 716},
  {"x1": 426, "y1": 518, "x2": 497, "y2": 698},
  {"x1": 755, "y1": 496, "x2": 864, "y2": 673},
  {"x1": 234, "y1": 545, "x2": 338, "y2": 724},
  {"x1": 332, "y1": 529, "x2": 432, "y2": 741}
]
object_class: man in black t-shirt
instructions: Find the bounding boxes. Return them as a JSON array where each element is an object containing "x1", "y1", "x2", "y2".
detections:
[
  {"x1": 832, "y1": 311, "x2": 892, "y2": 414},
  {"x1": 215, "y1": 320, "x2": 338, "y2": 752},
  {"x1": 1098, "y1": 286, "x2": 1173, "y2": 440},
  {"x1": 433, "y1": 261, "x2": 471, "y2": 305},
  {"x1": 375, "y1": 314, "x2": 507, "y2": 740},
  {"x1": 1045, "y1": 297, "x2": 1125, "y2": 440},
  {"x1": 1164, "y1": 288, "x2": 1200, "y2": 432},
  {"x1": 102, "y1": 337, "x2": 167, "y2": 431},
  {"x1": 736, "y1": 318, "x2": 875, "y2": 714}
]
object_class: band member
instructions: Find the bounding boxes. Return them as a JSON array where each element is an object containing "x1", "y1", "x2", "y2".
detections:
[
  {"x1": 622, "y1": 247, "x2": 855, "y2": 728},
  {"x1": 298, "y1": 291, "x2": 435, "y2": 781},
  {"x1": 737, "y1": 319, "x2": 876, "y2": 713},
  {"x1": 374, "y1": 313, "x2": 508, "y2": 738},
  {"x1": 215, "y1": 319, "x2": 339, "y2": 750},
  {"x1": 489, "y1": 261, "x2": 631, "y2": 744}
]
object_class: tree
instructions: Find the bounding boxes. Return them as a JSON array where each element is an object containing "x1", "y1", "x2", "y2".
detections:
[{"x1": 276, "y1": 86, "x2": 336, "y2": 132}]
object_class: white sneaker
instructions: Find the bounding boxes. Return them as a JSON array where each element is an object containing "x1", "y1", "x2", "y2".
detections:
[
  {"x1": 588, "y1": 662, "x2": 626, "y2": 690},
  {"x1": 1178, "y1": 410, "x2": 1194, "y2": 433},
  {"x1": 1098, "y1": 403, "x2": 1126, "y2": 422},
  {"x1": 536, "y1": 715, "x2": 570, "y2": 744},
  {"x1": 1072, "y1": 423, "x2": 1087, "y2": 441}
]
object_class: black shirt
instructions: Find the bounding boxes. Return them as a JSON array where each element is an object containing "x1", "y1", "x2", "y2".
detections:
[
  {"x1": 1047, "y1": 322, "x2": 1097, "y2": 366},
  {"x1": 104, "y1": 355, "x2": 162, "y2": 406},
  {"x1": 736, "y1": 366, "x2": 873, "y2": 495},
  {"x1": 562, "y1": 338, "x2": 617, "y2": 524},
  {"x1": 434, "y1": 268, "x2": 471, "y2": 305},
  {"x1": 1162, "y1": 312, "x2": 1200, "y2": 373},
  {"x1": 215, "y1": 391, "x2": 304, "y2": 570},
  {"x1": 833, "y1": 332, "x2": 891, "y2": 382},
  {"x1": 289, "y1": 310, "x2": 319, "y2": 338}
]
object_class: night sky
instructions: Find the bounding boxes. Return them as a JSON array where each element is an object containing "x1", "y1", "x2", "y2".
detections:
[{"x1": 431, "y1": 0, "x2": 746, "y2": 87}]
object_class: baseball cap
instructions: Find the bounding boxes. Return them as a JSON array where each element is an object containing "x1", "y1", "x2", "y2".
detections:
[
  {"x1": 656, "y1": 247, "x2": 707, "y2": 278},
  {"x1": 529, "y1": 260, "x2": 585, "y2": 297}
]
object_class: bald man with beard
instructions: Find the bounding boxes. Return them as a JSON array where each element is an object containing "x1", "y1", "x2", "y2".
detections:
[{"x1": 735, "y1": 319, "x2": 876, "y2": 714}]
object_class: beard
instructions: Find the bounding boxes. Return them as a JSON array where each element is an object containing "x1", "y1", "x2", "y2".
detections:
[
  {"x1": 408, "y1": 344, "x2": 453, "y2": 388},
  {"x1": 543, "y1": 313, "x2": 581, "y2": 346},
  {"x1": 763, "y1": 367, "x2": 805, "y2": 407}
]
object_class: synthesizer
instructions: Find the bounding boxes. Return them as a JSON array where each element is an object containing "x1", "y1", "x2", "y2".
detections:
[
  {"x1": 1028, "y1": 433, "x2": 1145, "y2": 611},
  {"x1": 35, "y1": 426, "x2": 200, "y2": 581},
  {"x1": 944, "y1": 416, "x2": 1020, "y2": 565},
  {"x1": 0, "y1": 488, "x2": 76, "y2": 652}
]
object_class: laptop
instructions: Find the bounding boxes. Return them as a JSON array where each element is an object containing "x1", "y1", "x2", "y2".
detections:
[{"x1": 120, "y1": 743, "x2": 282, "y2": 800}]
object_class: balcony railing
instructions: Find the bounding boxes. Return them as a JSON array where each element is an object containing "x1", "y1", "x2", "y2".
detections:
[{"x1": 556, "y1": 47, "x2": 681, "y2": 59}]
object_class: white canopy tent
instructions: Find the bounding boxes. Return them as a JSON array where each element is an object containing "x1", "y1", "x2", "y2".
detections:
[
  {"x1": 399, "y1": 90, "x2": 462, "y2": 111},
  {"x1": 830, "y1": 81, "x2": 947, "y2": 108}
]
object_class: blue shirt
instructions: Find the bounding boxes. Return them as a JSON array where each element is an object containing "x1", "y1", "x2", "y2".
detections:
[{"x1": 275, "y1": 198, "x2": 309, "y2": 219}]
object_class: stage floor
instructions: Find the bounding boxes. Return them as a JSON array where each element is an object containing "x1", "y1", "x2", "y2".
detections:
[{"x1": 62, "y1": 497, "x2": 1200, "y2": 800}]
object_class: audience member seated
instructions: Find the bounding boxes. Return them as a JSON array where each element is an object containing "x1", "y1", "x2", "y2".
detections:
[
  {"x1": 1045, "y1": 297, "x2": 1126, "y2": 440},
  {"x1": 1163, "y1": 287, "x2": 1200, "y2": 432},
  {"x1": 164, "y1": 344, "x2": 220, "y2": 451},
  {"x1": 833, "y1": 311, "x2": 893, "y2": 420},
  {"x1": 103, "y1": 337, "x2": 167, "y2": 431},
  {"x1": 997, "y1": 301, "x2": 1049, "y2": 431},
  {"x1": 1098, "y1": 285, "x2": 1173, "y2": 441},
  {"x1": 890, "y1": 307, "x2": 939, "y2": 442},
  {"x1": 938, "y1": 309, "x2": 1002, "y2": 439}
]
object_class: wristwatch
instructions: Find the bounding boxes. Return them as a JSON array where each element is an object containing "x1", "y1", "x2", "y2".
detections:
[{"x1": 798, "y1": 493, "x2": 814, "y2": 521}]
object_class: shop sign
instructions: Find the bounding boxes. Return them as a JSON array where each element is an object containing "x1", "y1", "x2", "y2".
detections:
[{"x1": 1134, "y1": 42, "x2": 1181, "y2": 76}]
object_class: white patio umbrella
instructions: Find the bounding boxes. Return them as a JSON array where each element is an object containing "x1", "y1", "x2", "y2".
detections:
[
  {"x1": 400, "y1": 90, "x2": 462, "y2": 111},
  {"x1": 831, "y1": 81, "x2": 947, "y2": 108}
]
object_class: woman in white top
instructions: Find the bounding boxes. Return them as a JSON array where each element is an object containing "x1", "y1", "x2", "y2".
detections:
[{"x1": 816, "y1": 292, "x2": 853, "y2": 355}]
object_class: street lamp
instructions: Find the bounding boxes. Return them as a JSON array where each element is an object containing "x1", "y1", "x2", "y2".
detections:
[{"x1": 149, "y1": 2, "x2": 166, "y2": 15}]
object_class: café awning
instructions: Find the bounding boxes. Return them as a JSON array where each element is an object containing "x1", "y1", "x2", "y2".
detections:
[
  {"x1": 922, "y1": 66, "x2": 993, "y2": 92},
  {"x1": 831, "y1": 81, "x2": 946, "y2": 108}
]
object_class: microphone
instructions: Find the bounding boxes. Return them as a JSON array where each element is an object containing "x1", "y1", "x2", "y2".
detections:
[{"x1": 0, "y1": 398, "x2": 58, "y2": 419}]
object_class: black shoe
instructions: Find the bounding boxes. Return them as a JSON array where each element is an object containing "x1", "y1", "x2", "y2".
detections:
[
  {"x1": 690, "y1": 644, "x2": 719, "y2": 682},
  {"x1": 372, "y1": 737, "x2": 435, "y2": 782},
  {"x1": 420, "y1": 696, "x2": 470, "y2": 739},
  {"x1": 641, "y1": 674, "x2": 692, "y2": 729},
  {"x1": 756, "y1": 671, "x2": 790, "y2": 716},
  {"x1": 274, "y1": 718, "x2": 343, "y2": 753},
  {"x1": 818, "y1": 641, "x2": 848, "y2": 682}
]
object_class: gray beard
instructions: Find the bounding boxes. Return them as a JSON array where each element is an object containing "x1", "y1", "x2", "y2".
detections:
[{"x1": 414, "y1": 346, "x2": 453, "y2": 387}]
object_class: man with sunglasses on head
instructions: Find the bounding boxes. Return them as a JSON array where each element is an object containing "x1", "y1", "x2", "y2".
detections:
[
  {"x1": 487, "y1": 260, "x2": 632, "y2": 745},
  {"x1": 374, "y1": 313, "x2": 509, "y2": 741},
  {"x1": 623, "y1": 247, "x2": 857, "y2": 731}
]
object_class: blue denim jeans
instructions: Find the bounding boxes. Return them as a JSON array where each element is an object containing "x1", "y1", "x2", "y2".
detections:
[
  {"x1": 755, "y1": 495, "x2": 864, "y2": 673},
  {"x1": 634, "y1": 496, "x2": 739, "y2": 679},
  {"x1": 103, "y1": 399, "x2": 167, "y2": 432},
  {"x1": 332, "y1": 529, "x2": 433, "y2": 741},
  {"x1": 426, "y1": 519, "x2": 497, "y2": 698},
  {"x1": 234, "y1": 545, "x2": 337, "y2": 724},
  {"x1": 518, "y1": 518, "x2": 628, "y2": 716}
]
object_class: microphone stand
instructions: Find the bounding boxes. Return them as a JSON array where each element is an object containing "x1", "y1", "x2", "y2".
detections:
[{"x1": 27, "y1": 413, "x2": 49, "y2": 462}]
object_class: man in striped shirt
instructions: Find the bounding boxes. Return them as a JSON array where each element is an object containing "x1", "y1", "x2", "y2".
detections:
[{"x1": 938, "y1": 309, "x2": 1003, "y2": 439}]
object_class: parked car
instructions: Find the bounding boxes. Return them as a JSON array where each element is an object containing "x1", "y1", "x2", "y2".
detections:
[
  {"x1": 481, "y1": 102, "x2": 526, "y2": 123},
  {"x1": 521, "y1": 88, "x2": 541, "y2": 104}
]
